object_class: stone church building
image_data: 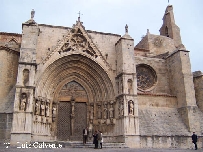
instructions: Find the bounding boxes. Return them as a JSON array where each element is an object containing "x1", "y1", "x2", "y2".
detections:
[{"x1": 0, "y1": 5, "x2": 203, "y2": 148}]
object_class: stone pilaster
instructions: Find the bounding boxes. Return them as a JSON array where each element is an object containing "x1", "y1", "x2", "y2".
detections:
[
  {"x1": 10, "y1": 20, "x2": 39, "y2": 145},
  {"x1": 115, "y1": 30, "x2": 140, "y2": 147}
]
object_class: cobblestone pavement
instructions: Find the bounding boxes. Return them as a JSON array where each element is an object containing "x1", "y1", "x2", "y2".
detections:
[{"x1": 0, "y1": 146, "x2": 202, "y2": 152}]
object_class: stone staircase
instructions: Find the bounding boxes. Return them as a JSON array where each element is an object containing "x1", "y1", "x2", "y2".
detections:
[{"x1": 57, "y1": 141, "x2": 128, "y2": 148}]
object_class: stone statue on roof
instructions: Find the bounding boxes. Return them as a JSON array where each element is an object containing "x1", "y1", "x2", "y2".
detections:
[
  {"x1": 31, "y1": 9, "x2": 35, "y2": 19},
  {"x1": 125, "y1": 24, "x2": 128, "y2": 33}
]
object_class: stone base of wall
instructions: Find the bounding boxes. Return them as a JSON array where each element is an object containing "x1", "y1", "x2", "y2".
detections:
[
  {"x1": 10, "y1": 133, "x2": 31, "y2": 145},
  {"x1": 102, "y1": 135, "x2": 125, "y2": 143},
  {"x1": 0, "y1": 113, "x2": 13, "y2": 143},
  {"x1": 31, "y1": 134, "x2": 55, "y2": 142},
  {"x1": 139, "y1": 135, "x2": 203, "y2": 149},
  {"x1": 125, "y1": 135, "x2": 140, "y2": 148}
]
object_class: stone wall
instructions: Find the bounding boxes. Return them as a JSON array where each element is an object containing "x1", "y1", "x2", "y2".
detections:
[
  {"x1": 0, "y1": 50, "x2": 19, "y2": 113},
  {"x1": 135, "y1": 34, "x2": 176, "y2": 57},
  {"x1": 140, "y1": 135, "x2": 202, "y2": 149},
  {"x1": 166, "y1": 50, "x2": 196, "y2": 107},
  {"x1": 0, "y1": 32, "x2": 21, "y2": 46},
  {"x1": 0, "y1": 33, "x2": 21, "y2": 113},
  {"x1": 138, "y1": 94, "x2": 177, "y2": 108},
  {"x1": 148, "y1": 34, "x2": 176, "y2": 55},
  {"x1": 193, "y1": 71, "x2": 203, "y2": 112},
  {"x1": 166, "y1": 50, "x2": 202, "y2": 134},
  {"x1": 0, "y1": 113, "x2": 13, "y2": 143}
]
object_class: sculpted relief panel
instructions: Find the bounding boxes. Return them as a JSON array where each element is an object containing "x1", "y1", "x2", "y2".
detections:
[
  {"x1": 59, "y1": 29, "x2": 97, "y2": 58},
  {"x1": 59, "y1": 81, "x2": 88, "y2": 102}
]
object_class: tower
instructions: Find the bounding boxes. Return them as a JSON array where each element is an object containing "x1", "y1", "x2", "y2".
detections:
[{"x1": 160, "y1": 5, "x2": 185, "y2": 49}]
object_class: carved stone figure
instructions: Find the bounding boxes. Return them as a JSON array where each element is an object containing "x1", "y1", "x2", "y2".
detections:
[
  {"x1": 71, "y1": 100, "x2": 75, "y2": 117},
  {"x1": 89, "y1": 105, "x2": 94, "y2": 123},
  {"x1": 97, "y1": 105, "x2": 102, "y2": 119},
  {"x1": 40, "y1": 101, "x2": 45, "y2": 116},
  {"x1": 31, "y1": 9, "x2": 35, "y2": 19},
  {"x1": 45, "y1": 103, "x2": 50, "y2": 117},
  {"x1": 120, "y1": 79, "x2": 123, "y2": 93},
  {"x1": 119, "y1": 99, "x2": 124, "y2": 117},
  {"x1": 20, "y1": 93, "x2": 27, "y2": 111},
  {"x1": 103, "y1": 103, "x2": 108, "y2": 119},
  {"x1": 125, "y1": 24, "x2": 128, "y2": 33},
  {"x1": 129, "y1": 100, "x2": 134, "y2": 115},
  {"x1": 35, "y1": 100, "x2": 40, "y2": 115},
  {"x1": 52, "y1": 105, "x2": 57, "y2": 118},
  {"x1": 127, "y1": 79, "x2": 133, "y2": 94},
  {"x1": 109, "y1": 103, "x2": 114, "y2": 118},
  {"x1": 23, "y1": 69, "x2": 29, "y2": 86}
]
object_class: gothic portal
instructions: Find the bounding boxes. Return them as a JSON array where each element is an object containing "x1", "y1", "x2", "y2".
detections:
[{"x1": 57, "y1": 81, "x2": 88, "y2": 141}]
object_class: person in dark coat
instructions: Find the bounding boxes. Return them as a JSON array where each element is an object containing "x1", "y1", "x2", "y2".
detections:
[
  {"x1": 192, "y1": 132, "x2": 198, "y2": 150},
  {"x1": 93, "y1": 130, "x2": 98, "y2": 149}
]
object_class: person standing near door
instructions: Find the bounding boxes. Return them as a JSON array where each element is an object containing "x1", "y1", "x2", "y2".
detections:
[{"x1": 83, "y1": 127, "x2": 89, "y2": 144}]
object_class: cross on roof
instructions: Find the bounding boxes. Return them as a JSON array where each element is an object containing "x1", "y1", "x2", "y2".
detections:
[{"x1": 78, "y1": 11, "x2": 83, "y2": 21}]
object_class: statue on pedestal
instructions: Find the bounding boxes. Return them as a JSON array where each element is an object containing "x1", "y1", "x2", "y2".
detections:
[
  {"x1": 109, "y1": 103, "x2": 114, "y2": 118},
  {"x1": 40, "y1": 101, "x2": 45, "y2": 116},
  {"x1": 20, "y1": 93, "x2": 27, "y2": 111},
  {"x1": 128, "y1": 100, "x2": 134, "y2": 115}
]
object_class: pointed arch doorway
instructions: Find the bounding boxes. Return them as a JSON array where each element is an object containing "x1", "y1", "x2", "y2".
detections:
[{"x1": 57, "y1": 81, "x2": 88, "y2": 141}]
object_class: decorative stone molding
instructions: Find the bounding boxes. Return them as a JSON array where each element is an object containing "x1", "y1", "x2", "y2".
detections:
[{"x1": 153, "y1": 37, "x2": 163, "y2": 48}]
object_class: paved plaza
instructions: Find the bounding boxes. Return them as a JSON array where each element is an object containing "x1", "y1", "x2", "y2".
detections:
[{"x1": 0, "y1": 146, "x2": 202, "y2": 152}]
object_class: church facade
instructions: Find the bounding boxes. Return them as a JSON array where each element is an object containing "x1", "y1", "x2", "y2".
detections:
[{"x1": 0, "y1": 5, "x2": 203, "y2": 148}]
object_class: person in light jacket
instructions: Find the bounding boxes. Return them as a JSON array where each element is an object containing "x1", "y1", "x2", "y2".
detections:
[
  {"x1": 97, "y1": 130, "x2": 102, "y2": 149},
  {"x1": 100, "y1": 131, "x2": 103, "y2": 149}
]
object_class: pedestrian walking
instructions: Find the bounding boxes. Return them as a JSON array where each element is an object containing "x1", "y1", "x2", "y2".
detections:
[{"x1": 191, "y1": 132, "x2": 198, "y2": 150}]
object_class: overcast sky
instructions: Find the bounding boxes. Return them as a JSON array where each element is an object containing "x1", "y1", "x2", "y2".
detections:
[{"x1": 1, "y1": 0, "x2": 202, "y2": 72}]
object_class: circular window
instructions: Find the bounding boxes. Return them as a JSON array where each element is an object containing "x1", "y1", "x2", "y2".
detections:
[{"x1": 136, "y1": 64, "x2": 157, "y2": 91}]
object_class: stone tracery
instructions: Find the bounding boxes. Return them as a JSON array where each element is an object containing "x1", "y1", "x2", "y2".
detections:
[{"x1": 59, "y1": 29, "x2": 97, "y2": 58}]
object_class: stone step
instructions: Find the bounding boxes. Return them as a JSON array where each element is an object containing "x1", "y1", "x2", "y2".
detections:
[{"x1": 57, "y1": 141, "x2": 128, "y2": 148}]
